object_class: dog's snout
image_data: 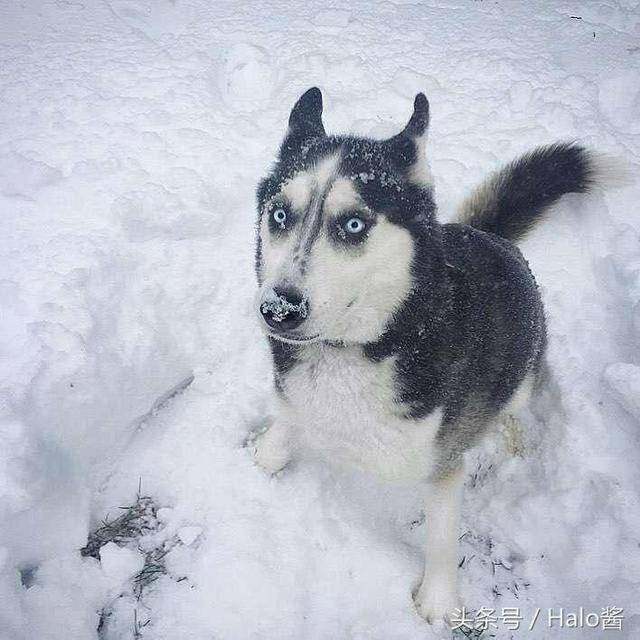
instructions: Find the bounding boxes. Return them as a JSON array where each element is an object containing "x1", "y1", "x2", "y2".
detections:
[{"x1": 260, "y1": 286, "x2": 308, "y2": 332}]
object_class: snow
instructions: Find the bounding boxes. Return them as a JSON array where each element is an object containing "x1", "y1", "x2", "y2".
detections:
[
  {"x1": 604, "y1": 362, "x2": 640, "y2": 420},
  {"x1": 1, "y1": 0, "x2": 639, "y2": 638},
  {"x1": 99, "y1": 543, "x2": 145, "y2": 586}
]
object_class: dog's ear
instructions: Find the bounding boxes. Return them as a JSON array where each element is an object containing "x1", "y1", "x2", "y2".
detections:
[
  {"x1": 280, "y1": 87, "x2": 326, "y2": 158},
  {"x1": 401, "y1": 92, "x2": 429, "y2": 139},
  {"x1": 383, "y1": 93, "x2": 431, "y2": 181},
  {"x1": 289, "y1": 87, "x2": 324, "y2": 136}
]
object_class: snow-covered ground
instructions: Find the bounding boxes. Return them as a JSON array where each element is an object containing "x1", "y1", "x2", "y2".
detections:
[{"x1": 1, "y1": 0, "x2": 639, "y2": 638}]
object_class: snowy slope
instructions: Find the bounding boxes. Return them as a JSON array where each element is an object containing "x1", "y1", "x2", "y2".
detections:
[{"x1": 1, "y1": 0, "x2": 639, "y2": 638}]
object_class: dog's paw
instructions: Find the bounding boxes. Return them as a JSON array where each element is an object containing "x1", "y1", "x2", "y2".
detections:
[
  {"x1": 251, "y1": 429, "x2": 291, "y2": 475},
  {"x1": 413, "y1": 580, "x2": 461, "y2": 625}
]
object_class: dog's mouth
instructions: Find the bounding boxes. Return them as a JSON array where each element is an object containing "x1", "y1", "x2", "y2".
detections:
[{"x1": 266, "y1": 331, "x2": 322, "y2": 345}]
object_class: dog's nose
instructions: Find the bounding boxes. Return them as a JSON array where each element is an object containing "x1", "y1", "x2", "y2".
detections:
[{"x1": 260, "y1": 287, "x2": 308, "y2": 332}]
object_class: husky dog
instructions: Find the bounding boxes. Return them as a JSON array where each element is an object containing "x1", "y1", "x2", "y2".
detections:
[{"x1": 252, "y1": 87, "x2": 602, "y2": 623}]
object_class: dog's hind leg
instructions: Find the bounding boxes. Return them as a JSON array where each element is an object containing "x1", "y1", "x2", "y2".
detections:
[{"x1": 414, "y1": 461, "x2": 464, "y2": 624}]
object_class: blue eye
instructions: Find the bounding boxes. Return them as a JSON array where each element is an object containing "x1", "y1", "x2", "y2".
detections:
[
  {"x1": 345, "y1": 217, "x2": 365, "y2": 234},
  {"x1": 272, "y1": 208, "x2": 287, "y2": 227}
]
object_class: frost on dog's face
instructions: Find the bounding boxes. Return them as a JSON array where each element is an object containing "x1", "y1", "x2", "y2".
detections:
[{"x1": 255, "y1": 88, "x2": 436, "y2": 345}]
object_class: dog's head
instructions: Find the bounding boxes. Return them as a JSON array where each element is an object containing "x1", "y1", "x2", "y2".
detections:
[{"x1": 255, "y1": 88, "x2": 436, "y2": 345}]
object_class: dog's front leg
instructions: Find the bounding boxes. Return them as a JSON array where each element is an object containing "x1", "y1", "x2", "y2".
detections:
[
  {"x1": 414, "y1": 461, "x2": 464, "y2": 624},
  {"x1": 253, "y1": 416, "x2": 294, "y2": 475}
]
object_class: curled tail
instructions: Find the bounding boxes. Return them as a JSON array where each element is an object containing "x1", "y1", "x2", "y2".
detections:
[{"x1": 457, "y1": 142, "x2": 619, "y2": 243}]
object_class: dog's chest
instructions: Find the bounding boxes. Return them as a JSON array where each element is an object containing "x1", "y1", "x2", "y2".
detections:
[{"x1": 282, "y1": 345, "x2": 441, "y2": 480}]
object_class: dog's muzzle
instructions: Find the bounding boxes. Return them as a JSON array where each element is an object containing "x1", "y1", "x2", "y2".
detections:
[{"x1": 259, "y1": 286, "x2": 308, "y2": 333}]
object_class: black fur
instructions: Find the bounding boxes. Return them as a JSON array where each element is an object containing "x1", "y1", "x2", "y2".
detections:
[
  {"x1": 364, "y1": 225, "x2": 545, "y2": 427},
  {"x1": 280, "y1": 87, "x2": 325, "y2": 160},
  {"x1": 460, "y1": 142, "x2": 596, "y2": 242},
  {"x1": 383, "y1": 92, "x2": 429, "y2": 171},
  {"x1": 268, "y1": 337, "x2": 299, "y2": 394}
]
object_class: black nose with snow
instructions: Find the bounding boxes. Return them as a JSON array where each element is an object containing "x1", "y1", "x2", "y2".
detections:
[{"x1": 260, "y1": 287, "x2": 308, "y2": 332}]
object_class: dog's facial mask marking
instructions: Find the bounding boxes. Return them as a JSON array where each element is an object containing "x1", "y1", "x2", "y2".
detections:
[{"x1": 256, "y1": 88, "x2": 432, "y2": 344}]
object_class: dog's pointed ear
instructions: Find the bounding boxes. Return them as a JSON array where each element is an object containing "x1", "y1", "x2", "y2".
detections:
[
  {"x1": 289, "y1": 87, "x2": 325, "y2": 136},
  {"x1": 280, "y1": 88, "x2": 326, "y2": 158},
  {"x1": 384, "y1": 93, "x2": 431, "y2": 180},
  {"x1": 401, "y1": 92, "x2": 429, "y2": 139}
]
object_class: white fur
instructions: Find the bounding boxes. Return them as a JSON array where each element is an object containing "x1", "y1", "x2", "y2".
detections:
[
  {"x1": 313, "y1": 153, "x2": 342, "y2": 187},
  {"x1": 323, "y1": 176, "x2": 362, "y2": 213},
  {"x1": 281, "y1": 172, "x2": 313, "y2": 211},
  {"x1": 414, "y1": 464, "x2": 464, "y2": 623},
  {"x1": 278, "y1": 154, "x2": 342, "y2": 210},
  {"x1": 277, "y1": 343, "x2": 442, "y2": 481}
]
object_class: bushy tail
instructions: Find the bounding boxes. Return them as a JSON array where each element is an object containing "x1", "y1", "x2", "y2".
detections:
[{"x1": 457, "y1": 142, "x2": 620, "y2": 243}]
